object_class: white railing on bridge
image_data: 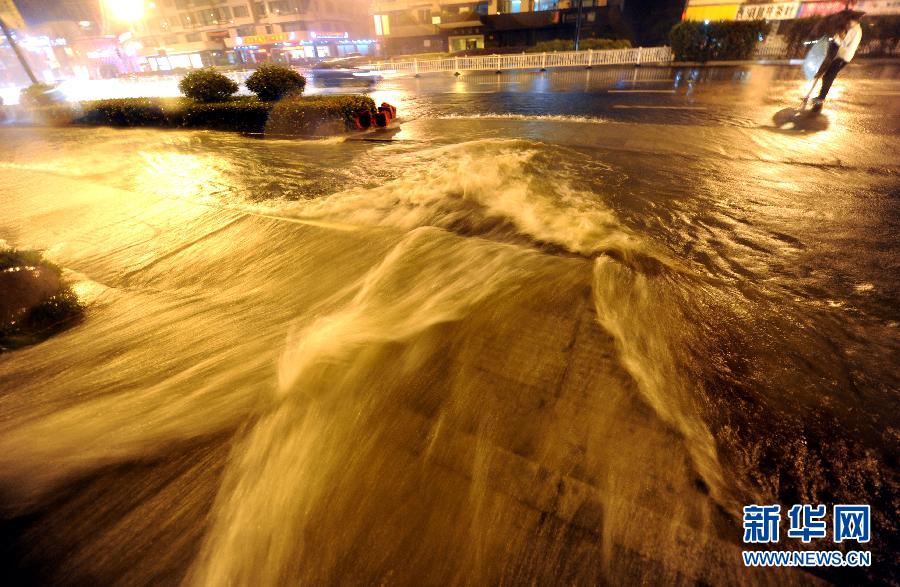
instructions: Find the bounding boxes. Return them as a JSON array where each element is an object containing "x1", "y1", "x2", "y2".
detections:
[{"x1": 364, "y1": 46, "x2": 674, "y2": 75}]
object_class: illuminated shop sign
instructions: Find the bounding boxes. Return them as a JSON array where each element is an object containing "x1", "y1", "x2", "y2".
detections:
[
  {"x1": 736, "y1": 1, "x2": 800, "y2": 19},
  {"x1": 310, "y1": 31, "x2": 349, "y2": 39},
  {"x1": 235, "y1": 32, "x2": 298, "y2": 46}
]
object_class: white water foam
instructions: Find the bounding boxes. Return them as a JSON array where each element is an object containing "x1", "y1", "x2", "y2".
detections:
[
  {"x1": 280, "y1": 138, "x2": 644, "y2": 258},
  {"x1": 591, "y1": 256, "x2": 728, "y2": 508},
  {"x1": 190, "y1": 227, "x2": 541, "y2": 585},
  {"x1": 438, "y1": 113, "x2": 607, "y2": 124}
]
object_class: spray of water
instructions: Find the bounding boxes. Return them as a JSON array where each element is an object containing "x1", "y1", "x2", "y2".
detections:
[{"x1": 0, "y1": 135, "x2": 786, "y2": 584}]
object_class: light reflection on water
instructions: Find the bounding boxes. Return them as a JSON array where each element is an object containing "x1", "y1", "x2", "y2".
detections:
[{"x1": 0, "y1": 65, "x2": 897, "y2": 585}]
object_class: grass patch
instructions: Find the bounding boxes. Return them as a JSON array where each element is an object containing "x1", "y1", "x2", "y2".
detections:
[
  {"x1": 0, "y1": 248, "x2": 84, "y2": 353},
  {"x1": 4, "y1": 94, "x2": 377, "y2": 136}
]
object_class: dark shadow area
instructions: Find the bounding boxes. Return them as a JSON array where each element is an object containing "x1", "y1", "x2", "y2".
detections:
[
  {"x1": 0, "y1": 249, "x2": 85, "y2": 353},
  {"x1": 0, "y1": 431, "x2": 234, "y2": 587},
  {"x1": 769, "y1": 107, "x2": 831, "y2": 133}
]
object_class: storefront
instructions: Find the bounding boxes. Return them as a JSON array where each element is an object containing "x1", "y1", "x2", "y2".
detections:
[
  {"x1": 682, "y1": 3, "x2": 741, "y2": 21},
  {"x1": 139, "y1": 41, "x2": 225, "y2": 71},
  {"x1": 448, "y1": 34, "x2": 485, "y2": 52},
  {"x1": 684, "y1": 0, "x2": 900, "y2": 21},
  {"x1": 225, "y1": 32, "x2": 376, "y2": 64},
  {"x1": 735, "y1": 1, "x2": 801, "y2": 19}
]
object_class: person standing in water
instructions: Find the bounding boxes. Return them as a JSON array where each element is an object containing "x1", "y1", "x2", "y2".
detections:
[{"x1": 811, "y1": 12, "x2": 863, "y2": 112}]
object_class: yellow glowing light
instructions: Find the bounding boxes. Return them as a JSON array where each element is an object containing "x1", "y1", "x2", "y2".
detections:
[{"x1": 105, "y1": 0, "x2": 145, "y2": 23}]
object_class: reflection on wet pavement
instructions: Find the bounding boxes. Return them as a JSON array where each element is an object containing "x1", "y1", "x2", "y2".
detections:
[{"x1": 0, "y1": 63, "x2": 898, "y2": 586}]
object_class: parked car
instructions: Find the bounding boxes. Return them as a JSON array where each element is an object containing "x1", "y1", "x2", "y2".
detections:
[{"x1": 310, "y1": 58, "x2": 380, "y2": 87}]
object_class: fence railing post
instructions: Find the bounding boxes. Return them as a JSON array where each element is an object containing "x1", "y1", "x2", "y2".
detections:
[{"x1": 377, "y1": 45, "x2": 670, "y2": 75}]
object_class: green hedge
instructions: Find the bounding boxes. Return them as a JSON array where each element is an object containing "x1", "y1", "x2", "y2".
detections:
[
  {"x1": 22, "y1": 103, "x2": 78, "y2": 126},
  {"x1": 20, "y1": 82, "x2": 59, "y2": 106},
  {"x1": 178, "y1": 68, "x2": 239, "y2": 102},
  {"x1": 862, "y1": 15, "x2": 900, "y2": 55},
  {"x1": 245, "y1": 64, "x2": 307, "y2": 101},
  {"x1": 670, "y1": 20, "x2": 771, "y2": 61},
  {"x1": 267, "y1": 95, "x2": 376, "y2": 135},
  {"x1": 6, "y1": 95, "x2": 377, "y2": 136},
  {"x1": 528, "y1": 38, "x2": 632, "y2": 53},
  {"x1": 780, "y1": 15, "x2": 900, "y2": 57},
  {"x1": 77, "y1": 98, "x2": 172, "y2": 126},
  {"x1": 1, "y1": 248, "x2": 84, "y2": 352},
  {"x1": 179, "y1": 97, "x2": 272, "y2": 132}
]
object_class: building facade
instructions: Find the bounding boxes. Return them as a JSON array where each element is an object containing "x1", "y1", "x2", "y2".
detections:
[
  {"x1": 1, "y1": 1, "x2": 123, "y2": 85},
  {"x1": 371, "y1": 0, "x2": 629, "y2": 55},
  {"x1": 127, "y1": 0, "x2": 375, "y2": 72}
]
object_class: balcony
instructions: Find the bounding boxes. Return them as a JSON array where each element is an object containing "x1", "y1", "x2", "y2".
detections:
[{"x1": 437, "y1": 11, "x2": 483, "y2": 25}]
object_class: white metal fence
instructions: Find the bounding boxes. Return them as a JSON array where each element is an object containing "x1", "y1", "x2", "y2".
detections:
[
  {"x1": 753, "y1": 38, "x2": 791, "y2": 59},
  {"x1": 363, "y1": 46, "x2": 674, "y2": 75},
  {"x1": 752, "y1": 36, "x2": 900, "y2": 60}
]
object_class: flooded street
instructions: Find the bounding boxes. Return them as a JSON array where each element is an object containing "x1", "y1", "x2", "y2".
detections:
[{"x1": 0, "y1": 63, "x2": 898, "y2": 585}]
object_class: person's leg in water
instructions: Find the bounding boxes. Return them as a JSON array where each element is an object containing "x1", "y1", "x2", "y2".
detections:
[{"x1": 811, "y1": 57, "x2": 847, "y2": 112}]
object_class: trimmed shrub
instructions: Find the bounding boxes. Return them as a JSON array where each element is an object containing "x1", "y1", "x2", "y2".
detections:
[
  {"x1": 776, "y1": 15, "x2": 899, "y2": 58},
  {"x1": 178, "y1": 68, "x2": 239, "y2": 102},
  {"x1": 670, "y1": 20, "x2": 771, "y2": 61},
  {"x1": 267, "y1": 95, "x2": 376, "y2": 135},
  {"x1": 0, "y1": 248, "x2": 44, "y2": 269},
  {"x1": 77, "y1": 98, "x2": 173, "y2": 126},
  {"x1": 528, "y1": 38, "x2": 632, "y2": 53},
  {"x1": 245, "y1": 64, "x2": 307, "y2": 101},
  {"x1": 0, "y1": 248, "x2": 84, "y2": 352},
  {"x1": 20, "y1": 82, "x2": 60, "y2": 106},
  {"x1": 11, "y1": 94, "x2": 376, "y2": 136},
  {"x1": 449, "y1": 46, "x2": 528, "y2": 56},
  {"x1": 28, "y1": 103, "x2": 77, "y2": 125},
  {"x1": 862, "y1": 15, "x2": 900, "y2": 56},
  {"x1": 180, "y1": 97, "x2": 272, "y2": 132},
  {"x1": 583, "y1": 38, "x2": 633, "y2": 50},
  {"x1": 778, "y1": 17, "x2": 826, "y2": 57}
]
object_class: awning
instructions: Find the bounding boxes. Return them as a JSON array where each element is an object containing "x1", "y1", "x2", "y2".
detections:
[{"x1": 682, "y1": 4, "x2": 740, "y2": 21}]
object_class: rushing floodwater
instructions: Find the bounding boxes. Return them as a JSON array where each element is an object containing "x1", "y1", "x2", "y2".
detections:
[{"x1": 0, "y1": 65, "x2": 898, "y2": 585}]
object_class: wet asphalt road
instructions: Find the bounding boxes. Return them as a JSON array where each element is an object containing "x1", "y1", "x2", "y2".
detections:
[
  {"x1": 357, "y1": 61, "x2": 900, "y2": 134},
  {"x1": 0, "y1": 62, "x2": 898, "y2": 586}
]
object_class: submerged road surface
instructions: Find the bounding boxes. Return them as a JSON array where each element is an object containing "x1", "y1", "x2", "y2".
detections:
[{"x1": 0, "y1": 64, "x2": 898, "y2": 585}]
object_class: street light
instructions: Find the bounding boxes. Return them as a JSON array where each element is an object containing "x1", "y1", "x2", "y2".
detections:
[
  {"x1": 101, "y1": 1, "x2": 148, "y2": 74},
  {"x1": 104, "y1": 0, "x2": 146, "y2": 24}
]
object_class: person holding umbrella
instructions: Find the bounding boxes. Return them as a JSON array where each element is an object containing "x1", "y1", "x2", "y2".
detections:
[{"x1": 810, "y1": 10, "x2": 864, "y2": 113}]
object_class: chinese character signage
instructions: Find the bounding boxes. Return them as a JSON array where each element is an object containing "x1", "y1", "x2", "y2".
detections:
[
  {"x1": 237, "y1": 33, "x2": 298, "y2": 46},
  {"x1": 736, "y1": 1, "x2": 800, "y2": 20}
]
